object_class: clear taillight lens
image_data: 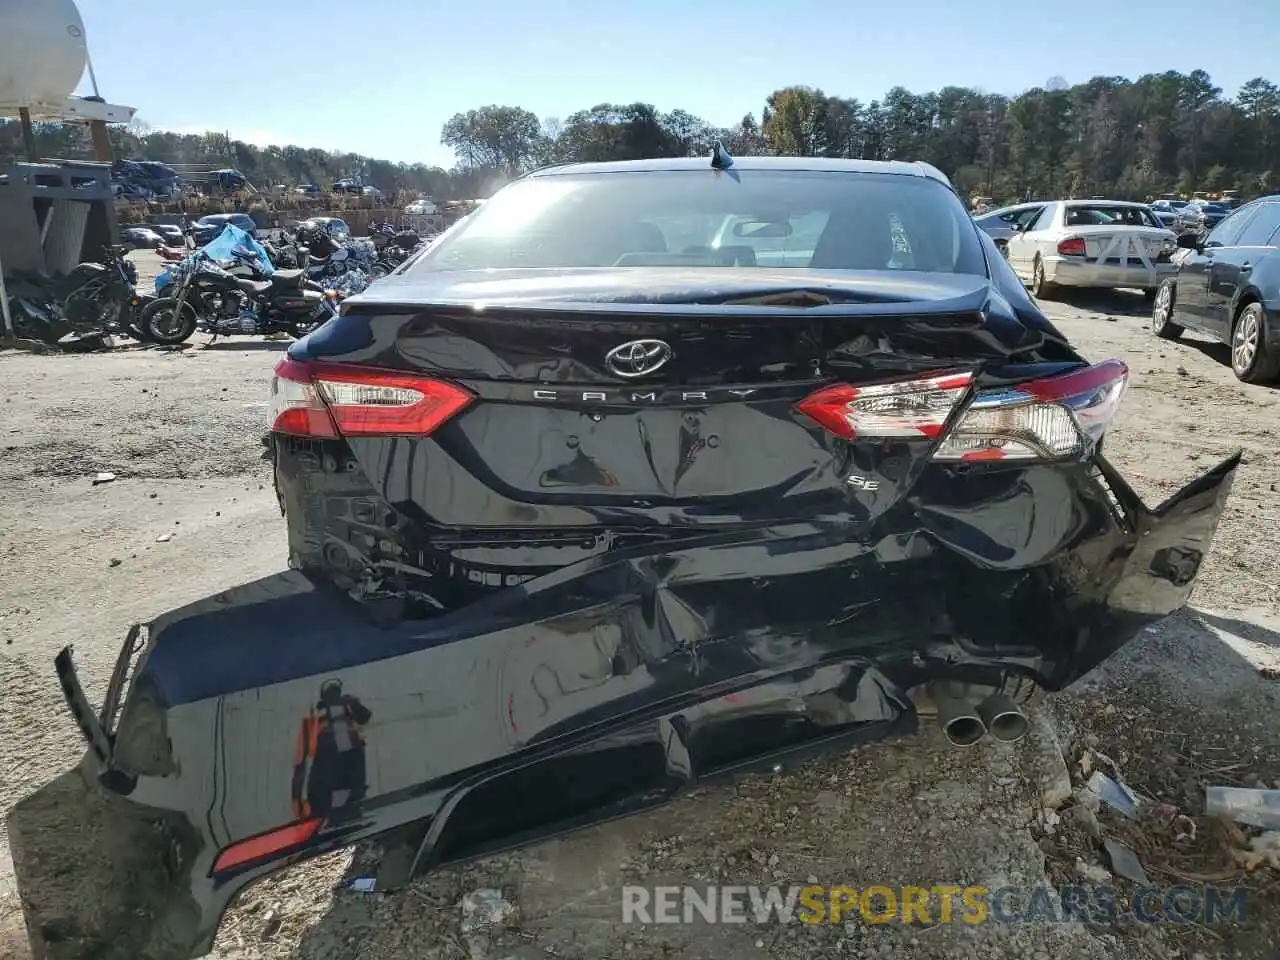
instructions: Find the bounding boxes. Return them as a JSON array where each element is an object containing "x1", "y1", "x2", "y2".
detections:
[
  {"x1": 933, "y1": 360, "x2": 1128, "y2": 462},
  {"x1": 793, "y1": 360, "x2": 1129, "y2": 462}
]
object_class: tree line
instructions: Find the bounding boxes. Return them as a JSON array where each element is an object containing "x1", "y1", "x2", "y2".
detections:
[
  {"x1": 443, "y1": 71, "x2": 1280, "y2": 202},
  {"x1": 2, "y1": 69, "x2": 1277, "y2": 203}
]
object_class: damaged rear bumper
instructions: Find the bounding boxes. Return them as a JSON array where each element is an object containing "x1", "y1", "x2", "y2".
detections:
[{"x1": 7, "y1": 453, "x2": 1239, "y2": 959}]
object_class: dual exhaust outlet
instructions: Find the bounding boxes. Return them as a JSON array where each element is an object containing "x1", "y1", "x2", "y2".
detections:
[{"x1": 928, "y1": 682, "x2": 1029, "y2": 746}]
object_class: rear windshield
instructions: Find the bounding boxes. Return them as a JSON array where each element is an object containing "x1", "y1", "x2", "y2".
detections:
[
  {"x1": 1065, "y1": 205, "x2": 1161, "y2": 228},
  {"x1": 409, "y1": 170, "x2": 988, "y2": 276}
]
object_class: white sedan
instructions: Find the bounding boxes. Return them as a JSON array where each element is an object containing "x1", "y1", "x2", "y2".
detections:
[{"x1": 1004, "y1": 200, "x2": 1177, "y2": 300}]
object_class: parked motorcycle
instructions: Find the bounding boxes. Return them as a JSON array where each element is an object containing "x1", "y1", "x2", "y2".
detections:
[
  {"x1": 260, "y1": 237, "x2": 308, "y2": 270},
  {"x1": 3, "y1": 245, "x2": 153, "y2": 344},
  {"x1": 139, "y1": 249, "x2": 339, "y2": 344},
  {"x1": 60, "y1": 245, "x2": 154, "y2": 341}
]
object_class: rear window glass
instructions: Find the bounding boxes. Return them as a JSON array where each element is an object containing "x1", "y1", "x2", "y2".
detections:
[
  {"x1": 1065, "y1": 205, "x2": 1160, "y2": 228},
  {"x1": 409, "y1": 169, "x2": 987, "y2": 276}
]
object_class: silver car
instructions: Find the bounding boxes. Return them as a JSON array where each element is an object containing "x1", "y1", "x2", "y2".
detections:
[
  {"x1": 973, "y1": 202, "x2": 1047, "y2": 253},
  {"x1": 1003, "y1": 200, "x2": 1177, "y2": 300}
]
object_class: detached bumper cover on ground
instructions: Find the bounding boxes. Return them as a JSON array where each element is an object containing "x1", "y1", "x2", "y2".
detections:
[{"x1": 9, "y1": 450, "x2": 1239, "y2": 960}]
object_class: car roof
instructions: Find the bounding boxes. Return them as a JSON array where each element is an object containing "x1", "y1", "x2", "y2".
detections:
[
  {"x1": 980, "y1": 202, "x2": 1045, "y2": 215},
  {"x1": 526, "y1": 155, "x2": 952, "y2": 186},
  {"x1": 1063, "y1": 199, "x2": 1149, "y2": 207}
]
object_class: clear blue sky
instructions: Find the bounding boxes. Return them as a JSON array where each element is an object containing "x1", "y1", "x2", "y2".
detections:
[{"x1": 76, "y1": 0, "x2": 1279, "y2": 169}]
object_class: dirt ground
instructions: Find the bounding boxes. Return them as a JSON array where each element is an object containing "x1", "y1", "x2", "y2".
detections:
[{"x1": 1, "y1": 257, "x2": 1277, "y2": 960}]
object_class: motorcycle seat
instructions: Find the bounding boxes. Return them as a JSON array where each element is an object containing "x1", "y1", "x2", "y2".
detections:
[
  {"x1": 237, "y1": 278, "x2": 273, "y2": 295},
  {"x1": 271, "y1": 269, "x2": 305, "y2": 285}
]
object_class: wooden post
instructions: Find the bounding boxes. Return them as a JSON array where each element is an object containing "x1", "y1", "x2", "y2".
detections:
[
  {"x1": 18, "y1": 107, "x2": 37, "y2": 160},
  {"x1": 88, "y1": 120, "x2": 114, "y2": 163}
]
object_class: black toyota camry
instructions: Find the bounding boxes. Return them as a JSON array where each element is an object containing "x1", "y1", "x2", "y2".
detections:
[{"x1": 10, "y1": 151, "x2": 1240, "y2": 960}]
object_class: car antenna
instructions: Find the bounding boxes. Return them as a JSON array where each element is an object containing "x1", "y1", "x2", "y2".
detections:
[{"x1": 710, "y1": 140, "x2": 734, "y2": 170}]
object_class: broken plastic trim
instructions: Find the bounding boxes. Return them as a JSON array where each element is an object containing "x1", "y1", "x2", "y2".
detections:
[
  {"x1": 100, "y1": 623, "x2": 145, "y2": 734},
  {"x1": 55, "y1": 647, "x2": 112, "y2": 766}
]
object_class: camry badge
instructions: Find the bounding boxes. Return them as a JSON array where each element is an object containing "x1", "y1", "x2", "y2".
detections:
[{"x1": 604, "y1": 339, "x2": 673, "y2": 378}]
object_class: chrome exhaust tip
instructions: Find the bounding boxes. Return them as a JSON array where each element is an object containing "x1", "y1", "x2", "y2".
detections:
[
  {"x1": 927, "y1": 682, "x2": 987, "y2": 747},
  {"x1": 977, "y1": 692, "x2": 1029, "y2": 743}
]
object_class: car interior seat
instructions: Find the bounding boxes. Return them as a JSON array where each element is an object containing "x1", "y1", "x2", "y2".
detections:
[{"x1": 809, "y1": 211, "x2": 894, "y2": 269}]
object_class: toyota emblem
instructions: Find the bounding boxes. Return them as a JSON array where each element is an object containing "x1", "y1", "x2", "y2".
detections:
[{"x1": 604, "y1": 339, "x2": 673, "y2": 378}]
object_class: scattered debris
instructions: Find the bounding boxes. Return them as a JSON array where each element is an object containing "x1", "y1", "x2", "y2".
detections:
[
  {"x1": 1027, "y1": 712, "x2": 1073, "y2": 809},
  {"x1": 91, "y1": 472, "x2": 116, "y2": 485},
  {"x1": 155, "y1": 533, "x2": 172, "y2": 543},
  {"x1": 1037, "y1": 808, "x2": 1062, "y2": 834},
  {"x1": 348, "y1": 878, "x2": 377, "y2": 893},
  {"x1": 56, "y1": 331, "x2": 112, "y2": 353},
  {"x1": 1205, "y1": 786, "x2": 1280, "y2": 829},
  {"x1": 1233, "y1": 831, "x2": 1280, "y2": 871},
  {"x1": 108, "y1": 558, "x2": 121, "y2": 567},
  {"x1": 1075, "y1": 858, "x2": 1110, "y2": 884},
  {"x1": 460, "y1": 888, "x2": 516, "y2": 934},
  {"x1": 1086, "y1": 771, "x2": 1141, "y2": 819},
  {"x1": 259, "y1": 908, "x2": 282, "y2": 940},
  {"x1": 1172, "y1": 814, "x2": 1197, "y2": 843},
  {"x1": 1103, "y1": 838, "x2": 1149, "y2": 884},
  {"x1": 1080, "y1": 746, "x2": 1120, "y2": 775},
  {"x1": 1068, "y1": 788, "x2": 1102, "y2": 840}
]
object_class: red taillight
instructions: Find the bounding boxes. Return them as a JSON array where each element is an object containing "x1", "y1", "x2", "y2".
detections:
[
  {"x1": 1057, "y1": 237, "x2": 1087, "y2": 257},
  {"x1": 212, "y1": 818, "x2": 322, "y2": 874},
  {"x1": 793, "y1": 360, "x2": 1129, "y2": 462},
  {"x1": 269, "y1": 357, "x2": 474, "y2": 438},
  {"x1": 793, "y1": 370, "x2": 974, "y2": 441}
]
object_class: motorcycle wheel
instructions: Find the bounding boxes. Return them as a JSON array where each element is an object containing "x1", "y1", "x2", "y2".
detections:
[{"x1": 140, "y1": 298, "x2": 199, "y2": 345}]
